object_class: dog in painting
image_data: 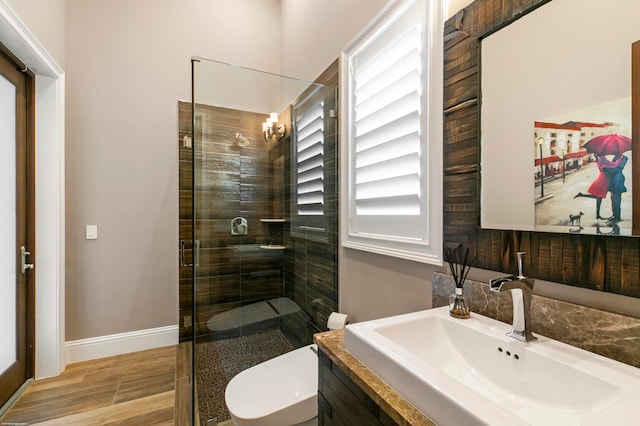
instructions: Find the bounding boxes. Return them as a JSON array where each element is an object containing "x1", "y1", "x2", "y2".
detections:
[{"x1": 569, "y1": 211, "x2": 584, "y2": 226}]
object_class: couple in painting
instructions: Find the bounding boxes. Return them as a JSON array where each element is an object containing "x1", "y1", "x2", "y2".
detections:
[{"x1": 574, "y1": 153, "x2": 628, "y2": 222}]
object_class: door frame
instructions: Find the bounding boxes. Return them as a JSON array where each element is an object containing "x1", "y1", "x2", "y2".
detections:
[{"x1": 0, "y1": 3, "x2": 66, "y2": 379}]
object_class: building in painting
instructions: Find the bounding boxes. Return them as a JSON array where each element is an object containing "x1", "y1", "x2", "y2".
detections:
[{"x1": 533, "y1": 121, "x2": 621, "y2": 179}]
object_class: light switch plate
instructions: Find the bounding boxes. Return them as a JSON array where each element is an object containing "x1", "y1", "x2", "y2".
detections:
[{"x1": 86, "y1": 225, "x2": 98, "y2": 240}]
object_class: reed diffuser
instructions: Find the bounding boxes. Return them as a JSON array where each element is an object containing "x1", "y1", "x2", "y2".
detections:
[{"x1": 445, "y1": 245, "x2": 474, "y2": 319}]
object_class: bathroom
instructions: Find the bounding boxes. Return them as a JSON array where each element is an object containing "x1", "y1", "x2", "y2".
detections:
[
  {"x1": 6, "y1": 0, "x2": 638, "y2": 424},
  {"x1": 175, "y1": 0, "x2": 640, "y2": 424}
]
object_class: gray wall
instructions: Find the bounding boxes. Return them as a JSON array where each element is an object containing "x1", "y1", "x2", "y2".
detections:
[
  {"x1": 64, "y1": 0, "x2": 281, "y2": 340},
  {"x1": 5, "y1": 0, "x2": 66, "y2": 67},
  {"x1": 279, "y1": 0, "x2": 388, "y2": 80}
]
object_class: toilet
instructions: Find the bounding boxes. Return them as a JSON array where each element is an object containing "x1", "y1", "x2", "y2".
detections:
[{"x1": 225, "y1": 343, "x2": 319, "y2": 425}]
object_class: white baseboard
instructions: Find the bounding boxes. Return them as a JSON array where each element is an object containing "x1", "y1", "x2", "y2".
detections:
[{"x1": 65, "y1": 325, "x2": 179, "y2": 364}]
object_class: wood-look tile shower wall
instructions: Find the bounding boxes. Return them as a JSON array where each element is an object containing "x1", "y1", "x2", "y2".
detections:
[
  {"x1": 178, "y1": 103, "x2": 283, "y2": 341},
  {"x1": 282, "y1": 60, "x2": 339, "y2": 347}
]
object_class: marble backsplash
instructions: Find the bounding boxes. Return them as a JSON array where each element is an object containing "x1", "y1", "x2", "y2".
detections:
[{"x1": 432, "y1": 272, "x2": 640, "y2": 368}]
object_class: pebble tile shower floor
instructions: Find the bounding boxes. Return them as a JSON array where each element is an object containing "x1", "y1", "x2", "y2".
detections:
[{"x1": 195, "y1": 329, "x2": 295, "y2": 424}]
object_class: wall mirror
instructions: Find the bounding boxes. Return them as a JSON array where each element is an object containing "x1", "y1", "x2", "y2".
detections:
[
  {"x1": 481, "y1": 0, "x2": 640, "y2": 236},
  {"x1": 443, "y1": 0, "x2": 640, "y2": 298}
]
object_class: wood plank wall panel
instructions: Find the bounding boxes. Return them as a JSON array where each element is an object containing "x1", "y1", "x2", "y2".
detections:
[
  {"x1": 621, "y1": 238, "x2": 640, "y2": 297},
  {"x1": 633, "y1": 42, "x2": 640, "y2": 235},
  {"x1": 443, "y1": 0, "x2": 640, "y2": 298}
]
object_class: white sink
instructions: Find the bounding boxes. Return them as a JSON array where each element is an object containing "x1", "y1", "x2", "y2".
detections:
[{"x1": 344, "y1": 306, "x2": 640, "y2": 425}]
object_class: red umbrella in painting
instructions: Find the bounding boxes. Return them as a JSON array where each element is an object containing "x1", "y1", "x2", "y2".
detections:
[{"x1": 583, "y1": 133, "x2": 632, "y2": 156}]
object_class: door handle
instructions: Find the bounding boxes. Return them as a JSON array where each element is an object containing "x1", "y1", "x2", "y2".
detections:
[
  {"x1": 21, "y1": 246, "x2": 34, "y2": 274},
  {"x1": 180, "y1": 240, "x2": 200, "y2": 268}
]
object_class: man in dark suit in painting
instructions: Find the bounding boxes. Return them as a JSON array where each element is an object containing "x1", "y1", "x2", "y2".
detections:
[{"x1": 605, "y1": 154, "x2": 628, "y2": 222}]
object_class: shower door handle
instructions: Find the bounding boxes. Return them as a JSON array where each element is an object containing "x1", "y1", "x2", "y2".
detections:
[
  {"x1": 180, "y1": 239, "x2": 200, "y2": 268},
  {"x1": 194, "y1": 240, "x2": 200, "y2": 267}
]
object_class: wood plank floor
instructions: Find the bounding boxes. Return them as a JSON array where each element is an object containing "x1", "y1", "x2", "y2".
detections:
[{"x1": 0, "y1": 345, "x2": 177, "y2": 425}]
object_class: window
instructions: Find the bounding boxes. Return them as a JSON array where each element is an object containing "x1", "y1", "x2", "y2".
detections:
[
  {"x1": 291, "y1": 86, "x2": 333, "y2": 239},
  {"x1": 295, "y1": 98, "x2": 325, "y2": 216},
  {"x1": 340, "y1": 0, "x2": 443, "y2": 265}
]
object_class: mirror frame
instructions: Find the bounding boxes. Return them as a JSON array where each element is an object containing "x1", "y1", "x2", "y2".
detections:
[{"x1": 442, "y1": 0, "x2": 640, "y2": 298}]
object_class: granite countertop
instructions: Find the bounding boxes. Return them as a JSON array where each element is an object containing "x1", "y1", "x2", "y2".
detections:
[{"x1": 314, "y1": 329, "x2": 436, "y2": 426}]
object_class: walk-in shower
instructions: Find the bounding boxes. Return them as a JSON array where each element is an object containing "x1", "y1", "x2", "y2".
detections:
[{"x1": 179, "y1": 57, "x2": 338, "y2": 424}]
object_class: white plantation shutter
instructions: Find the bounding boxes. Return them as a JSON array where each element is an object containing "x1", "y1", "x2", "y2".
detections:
[
  {"x1": 354, "y1": 23, "x2": 422, "y2": 217},
  {"x1": 340, "y1": 0, "x2": 443, "y2": 265},
  {"x1": 296, "y1": 102, "x2": 324, "y2": 215},
  {"x1": 291, "y1": 86, "x2": 332, "y2": 240}
]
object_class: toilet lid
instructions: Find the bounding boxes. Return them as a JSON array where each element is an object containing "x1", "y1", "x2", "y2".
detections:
[{"x1": 225, "y1": 344, "x2": 318, "y2": 421}]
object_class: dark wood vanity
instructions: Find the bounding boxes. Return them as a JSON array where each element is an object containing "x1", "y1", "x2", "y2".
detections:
[{"x1": 314, "y1": 330, "x2": 435, "y2": 426}]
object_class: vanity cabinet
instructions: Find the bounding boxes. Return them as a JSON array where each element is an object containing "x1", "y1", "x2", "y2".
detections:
[
  {"x1": 318, "y1": 349, "x2": 397, "y2": 426},
  {"x1": 314, "y1": 330, "x2": 434, "y2": 425}
]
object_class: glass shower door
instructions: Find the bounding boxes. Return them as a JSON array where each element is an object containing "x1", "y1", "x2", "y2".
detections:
[
  {"x1": 187, "y1": 58, "x2": 316, "y2": 423},
  {"x1": 188, "y1": 57, "x2": 334, "y2": 425}
]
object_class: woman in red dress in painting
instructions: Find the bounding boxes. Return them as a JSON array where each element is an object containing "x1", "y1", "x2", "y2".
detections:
[{"x1": 574, "y1": 154, "x2": 623, "y2": 220}]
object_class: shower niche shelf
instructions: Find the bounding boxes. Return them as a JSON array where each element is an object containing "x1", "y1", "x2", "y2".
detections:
[
  {"x1": 261, "y1": 218, "x2": 285, "y2": 249},
  {"x1": 259, "y1": 244, "x2": 286, "y2": 250}
]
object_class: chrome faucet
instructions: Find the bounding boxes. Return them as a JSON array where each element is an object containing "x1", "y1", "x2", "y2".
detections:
[{"x1": 489, "y1": 252, "x2": 537, "y2": 342}]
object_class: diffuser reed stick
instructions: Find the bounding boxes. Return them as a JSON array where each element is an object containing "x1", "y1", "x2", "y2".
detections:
[
  {"x1": 445, "y1": 246, "x2": 475, "y2": 289},
  {"x1": 445, "y1": 245, "x2": 475, "y2": 319}
]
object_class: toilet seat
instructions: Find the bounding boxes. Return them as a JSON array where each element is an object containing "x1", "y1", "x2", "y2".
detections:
[{"x1": 225, "y1": 344, "x2": 318, "y2": 426}]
